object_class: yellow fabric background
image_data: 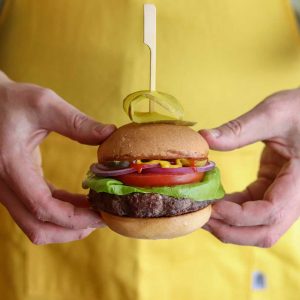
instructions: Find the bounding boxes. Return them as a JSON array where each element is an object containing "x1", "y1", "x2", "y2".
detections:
[{"x1": 0, "y1": 0, "x2": 300, "y2": 299}]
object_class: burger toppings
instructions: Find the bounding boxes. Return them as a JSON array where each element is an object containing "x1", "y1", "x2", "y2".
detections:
[
  {"x1": 90, "y1": 162, "x2": 160, "y2": 177},
  {"x1": 123, "y1": 90, "x2": 196, "y2": 125},
  {"x1": 115, "y1": 171, "x2": 205, "y2": 187},
  {"x1": 83, "y1": 167, "x2": 224, "y2": 203},
  {"x1": 142, "y1": 161, "x2": 215, "y2": 174},
  {"x1": 135, "y1": 158, "x2": 208, "y2": 168},
  {"x1": 103, "y1": 160, "x2": 131, "y2": 169},
  {"x1": 89, "y1": 159, "x2": 215, "y2": 182}
]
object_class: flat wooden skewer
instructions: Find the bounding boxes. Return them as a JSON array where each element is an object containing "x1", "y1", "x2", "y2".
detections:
[{"x1": 144, "y1": 4, "x2": 156, "y2": 113}]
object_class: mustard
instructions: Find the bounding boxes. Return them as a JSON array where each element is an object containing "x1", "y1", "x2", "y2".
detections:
[{"x1": 135, "y1": 159, "x2": 207, "y2": 168}]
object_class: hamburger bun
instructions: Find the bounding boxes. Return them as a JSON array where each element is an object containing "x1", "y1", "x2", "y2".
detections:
[
  {"x1": 97, "y1": 122, "x2": 208, "y2": 162},
  {"x1": 100, "y1": 205, "x2": 211, "y2": 239}
]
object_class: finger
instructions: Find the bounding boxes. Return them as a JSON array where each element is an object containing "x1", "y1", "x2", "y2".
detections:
[
  {"x1": 199, "y1": 95, "x2": 286, "y2": 151},
  {"x1": 220, "y1": 191, "x2": 250, "y2": 205},
  {"x1": 52, "y1": 189, "x2": 90, "y2": 208},
  {"x1": 2, "y1": 151, "x2": 102, "y2": 229},
  {"x1": 219, "y1": 177, "x2": 272, "y2": 206},
  {"x1": 0, "y1": 180, "x2": 101, "y2": 244},
  {"x1": 48, "y1": 182, "x2": 91, "y2": 208},
  {"x1": 211, "y1": 199, "x2": 276, "y2": 226},
  {"x1": 204, "y1": 218, "x2": 281, "y2": 247},
  {"x1": 38, "y1": 90, "x2": 116, "y2": 145}
]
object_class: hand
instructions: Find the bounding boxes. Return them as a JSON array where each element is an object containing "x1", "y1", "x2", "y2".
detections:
[
  {"x1": 0, "y1": 71, "x2": 116, "y2": 244},
  {"x1": 200, "y1": 88, "x2": 300, "y2": 247}
]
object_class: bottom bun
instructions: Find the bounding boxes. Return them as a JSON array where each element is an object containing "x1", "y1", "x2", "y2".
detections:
[{"x1": 100, "y1": 205, "x2": 211, "y2": 240}]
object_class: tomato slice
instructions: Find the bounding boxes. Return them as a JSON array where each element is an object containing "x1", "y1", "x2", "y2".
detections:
[{"x1": 116, "y1": 172, "x2": 204, "y2": 187}]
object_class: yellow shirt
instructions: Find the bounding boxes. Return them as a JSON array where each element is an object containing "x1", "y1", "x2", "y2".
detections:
[{"x1": 1, "y1": 1, "x2": 300, "y2": 299}]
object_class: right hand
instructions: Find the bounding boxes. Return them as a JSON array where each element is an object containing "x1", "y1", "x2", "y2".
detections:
[
  {"x1": 200, "y1": 88, "x2": 300, "y2": 247},
  {"x1": 0, "y1": 71, "x2": 116, "y2": 244}
]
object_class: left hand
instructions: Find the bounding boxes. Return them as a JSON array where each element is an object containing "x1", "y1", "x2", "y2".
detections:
[
  {"x1": 200, "y1": 88, "x2": 300, "y2": 247},
  {"x1": 0, "y1": 72, "x2": 116, "y2": 244}
]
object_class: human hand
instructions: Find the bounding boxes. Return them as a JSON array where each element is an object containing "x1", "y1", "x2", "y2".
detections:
[
  {"x1": 0, "y1": 71, "x2": 116, "y2": 244},
  {"x1": 200, "y1": 88, "x2": 300, "y2": 247}
]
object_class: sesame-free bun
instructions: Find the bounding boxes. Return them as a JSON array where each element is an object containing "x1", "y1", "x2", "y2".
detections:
[
  {"x1": 100, "y1": 205, "x2": 211, "y2": 239},
  {"x1": 97, "y1": 123, "x2": 208, "y2": 162}
]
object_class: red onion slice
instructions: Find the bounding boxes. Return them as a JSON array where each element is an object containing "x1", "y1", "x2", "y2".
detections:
[
  {"x1": 90, "y1": 161, "x2": 215, "y2": 177},
  {"x1": 130, "y1": 162, "x2": 160, "y2": 171},
  {"x1": 90, "y1": 163, "x2": 137, "y2": 177},
  {"x1": 143, "y1": 161, "x2": 215, "y2": 174},
  {"x1": 90, "y1": 162, "x2": 160, "y2": 177}
]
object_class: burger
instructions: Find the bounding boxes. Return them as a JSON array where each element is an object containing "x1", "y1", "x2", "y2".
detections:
[{"x1": 83, "y1": 122, "x2": 224, "y2": 239}]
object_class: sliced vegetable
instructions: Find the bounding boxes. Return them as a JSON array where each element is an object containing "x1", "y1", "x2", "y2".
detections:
[
  {"x1": 90, "y1": 164, "x2": 136, "y2": 177},
  {"x1": 90, "y1": 162, "x2": 160, "y2": 177},
  {"x1": 123, "y1": 90, "x2": 196, "y2": 125},
  {"x1": 130, "y1": 162, "x2": 160, "y2": 173},
  {"x1": 83, "y1": 168, "x2": 225, "y2": 201},
  {"x1": 143, "y1": 161, "x2": 215, "y2": 174},
  {"x1": 137, "y1": 158, "x2": 208, "y2": 168},
  {"x1": 90, "y1": 161, "x2": 215, "y2": 177},
  {"x1": 116, "y1": 172, "x2": 204, "y2": 187}
]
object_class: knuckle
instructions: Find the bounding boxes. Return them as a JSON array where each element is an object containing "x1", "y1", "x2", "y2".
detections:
[
  {"x1": 260, "y1": 94, "x2": 289, "y2": 121},
  {"x1": 71, "y1": 113, "x2": 89, "y2": 132},
  {"x1": 27, "y1": 228, "x2": 47, "y2": 245},
  {"x1": 268, "y1": 210, "x2": 283, "y2": 225},
  {"x1": 262, "y1": 97, "x2": 280, "y2": 112},
  {"x1": 224, "y1": 119, "x2": 242, "y2": 137},
  {"x1": 29, "y1": 195, "x2": 52, "y2": 222},
  {"x1": 259, "y1": 232, "x2": 280, "y2": 248},
  {"x1": 31, "y1": 205, "x2": 48, "y2": 222},
  {"x1": 35, "y1": 87, "x2": 57, "y2": 101},
  {"x1": 31, "y1": 87, "x2": 58, "y2": 112}
]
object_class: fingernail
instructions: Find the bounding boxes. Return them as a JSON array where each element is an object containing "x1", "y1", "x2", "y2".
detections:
[
  {"x1": 208, "y1": 128, "x2": 222, "y2": 138},
  {"x1": 95, "y1": 124, "x2": 116, "y2": 137}
]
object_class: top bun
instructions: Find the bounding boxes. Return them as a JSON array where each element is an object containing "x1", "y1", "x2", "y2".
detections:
[{"x1": 98, "y1": 123, "x2": 209, "y2": 162}]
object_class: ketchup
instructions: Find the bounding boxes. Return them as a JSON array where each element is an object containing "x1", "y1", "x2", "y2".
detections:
[{"x1": 130, "y1": 163, "x2": 145, "y2": 174}]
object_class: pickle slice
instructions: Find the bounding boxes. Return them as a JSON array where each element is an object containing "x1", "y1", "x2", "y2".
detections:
[{"x1": 123, "y1": 90, "x2": 196, "y2": 125}]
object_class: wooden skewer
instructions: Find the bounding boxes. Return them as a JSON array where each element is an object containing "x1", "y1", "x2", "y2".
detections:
[{"x1": 144, "y1": 4, "x2": 156, "y2": 112}]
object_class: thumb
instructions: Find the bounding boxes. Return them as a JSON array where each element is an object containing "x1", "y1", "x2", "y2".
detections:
[
  {"x1": 42, "y1": 92, "x2": 116, "y2": 145},
  {"x1": 199, "y1": 102, "x2": 275, "y2": 151}
]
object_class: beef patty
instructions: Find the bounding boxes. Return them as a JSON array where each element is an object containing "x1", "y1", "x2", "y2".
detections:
[{"x1": 88, "y1": 190, "x2": 215, "y2": 218}]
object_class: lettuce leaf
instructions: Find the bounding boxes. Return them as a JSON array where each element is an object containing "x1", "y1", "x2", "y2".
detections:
[{"x1": 83, "y1": 168, "x2": 225, "y2": 202}]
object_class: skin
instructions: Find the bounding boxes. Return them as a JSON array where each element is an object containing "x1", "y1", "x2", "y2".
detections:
[
  {"x1": 200, "y1": 89, "x2": 300, "y2": 247},
  {"x1": 0, "y1": 71, "x2": 116, "y2": 244}
]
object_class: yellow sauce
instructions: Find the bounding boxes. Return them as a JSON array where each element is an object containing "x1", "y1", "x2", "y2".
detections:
[{"x1": 136, "y1": 158, "x2": 207, "y2": 168}]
